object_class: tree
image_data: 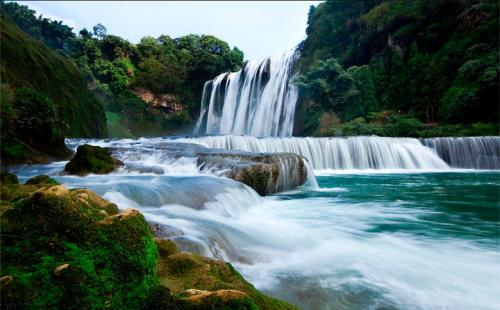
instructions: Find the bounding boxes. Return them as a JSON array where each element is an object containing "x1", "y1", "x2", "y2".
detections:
[{"x1": 92, "y1": 23, "x2": 107, "y2": 39}]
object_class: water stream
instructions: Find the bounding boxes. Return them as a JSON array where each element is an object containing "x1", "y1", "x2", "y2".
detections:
[{"x1": 10, "y1": 136, "x2": 500, "y2": 310}]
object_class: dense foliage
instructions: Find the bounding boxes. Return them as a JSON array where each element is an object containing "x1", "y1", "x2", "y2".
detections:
[
  {"x1": 296, "y1": 0, "x2": 499, "y2": 136},
  {"x1": 2, "y1": 1, "x2": 244, "y2": 137},
  {"x1": 0, "y1": 15, "x2": 106, "y2": 164}
]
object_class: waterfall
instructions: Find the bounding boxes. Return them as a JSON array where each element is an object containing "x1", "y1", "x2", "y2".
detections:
[
  {"x1": 423, "y1": 136, "x2": 500, "y2": 169},
  {"x1": 194, "y1": 50, "x2": 299, "y2": 137},
  {"x1": 180, "y1": 135, "x2": 450, "y2": 170}
]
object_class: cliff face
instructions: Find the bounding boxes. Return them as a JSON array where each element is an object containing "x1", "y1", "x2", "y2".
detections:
[{"x1": 132, "y1": 88, "x2": 183, "y2": 113}]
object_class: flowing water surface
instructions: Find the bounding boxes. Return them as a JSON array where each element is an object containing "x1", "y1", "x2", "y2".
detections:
[{"x1": 11, "y1": 137, "x2": 500, "y2": 310}]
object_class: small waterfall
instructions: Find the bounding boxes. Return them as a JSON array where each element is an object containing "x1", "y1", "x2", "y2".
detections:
[
  {"x1": 423, "y1": 136, "x2": 500, "y2": 169},
  {"x1": 194, "y1": 50, "x2": 299, "y2": 137},
  {"x1": 304, "y1": 160, "x2": 319, "y2": 189},
  {"x1": 180, "y1": 135, "x2": 451, "y2": 170},
  {"x1": 275, "y1": 155, "x2": 307, "y2": 192}
]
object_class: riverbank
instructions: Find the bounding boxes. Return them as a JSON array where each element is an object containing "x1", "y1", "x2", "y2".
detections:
[{"x1": 0, "y1": 174, "x2": 297, "y2": 310}]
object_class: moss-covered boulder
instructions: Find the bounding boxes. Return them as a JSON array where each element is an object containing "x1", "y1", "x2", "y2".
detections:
[
  {"x1": 24, "y1": 174, "x2": 59, "y2": 185},
  {"x1": 156, "y1": 242, "x2": 298, "y2": 310},
  {"x1": 0, "y1": 181, "x2": 160, "y2": 310},
  {"x1": 0, "y1": 178, "x2": 299, "y2": 310},
  {"x1": 64, "y1": 144, "x2": 123, "y2": 175}
]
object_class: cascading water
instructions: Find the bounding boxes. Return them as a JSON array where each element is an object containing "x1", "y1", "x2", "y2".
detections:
[
  {"x1": 11, "y1": 137, "x2": 500, "y2": 310},
  {"x1": 194, "y1": 50, "x2": 299, "y2": 137},
  {"x1": 423, "y1": 136, "x2": 500, "y2": 169},
  {"x1": 180, "y1": 135, "x2": 451, "y2": 170}
]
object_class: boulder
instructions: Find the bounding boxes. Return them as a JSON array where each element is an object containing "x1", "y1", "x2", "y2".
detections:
[
  {"x1": 198, "y1": 152, "x2": 307, "y2": 195},
  {"x1": 0, "y1": 178, "x2": 298, "y2": 310},
  {"x1": 0, "y1": 182, "x2": 156, "y2": 309},
  {"x1": 156, "y1": 244, "x2": 298, "y2": 310},
  {"x1": 25, "y1": 174, "x2": 59, "y2": 185},
  {"x1": 64, "y1": 144, "x2": 123, "y2": 175}
]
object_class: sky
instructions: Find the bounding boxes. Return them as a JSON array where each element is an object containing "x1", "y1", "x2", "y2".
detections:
[{"x1": 20, "y1": 1, "x2": 322, "y2": 61}]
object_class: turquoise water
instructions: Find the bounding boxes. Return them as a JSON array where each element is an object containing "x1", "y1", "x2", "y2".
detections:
[
  {"x1": 245, "y1": 172, "x2": 500, "y2": 310},
  {"x1": 12, "y1": 160, "x2": 500, "y2": 310}
]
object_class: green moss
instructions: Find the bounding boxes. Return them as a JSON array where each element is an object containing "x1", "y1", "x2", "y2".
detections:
[
  {"x1": 156, "y1": 252, "x2": 298, "y2": 310},
  {"x1": 1, "y1": 181, "x2": 298, "y2": 310},
  {"x1": 25, "y1": 175, "x2": 59, "y2": 186},
  {"x1": 0, "y1": 183, "x2": 161, "y2": 310},
  {"x1": 64, "y1": 144, "x2": 123, "y2": 175},
  {"x1": 155, "y1": 238, "x2": 180, "y2": 257}
]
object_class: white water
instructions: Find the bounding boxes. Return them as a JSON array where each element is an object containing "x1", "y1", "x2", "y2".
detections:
[
  {"x1": 65, "y1": 137, "x2": 315, "y2": 192},
  {"x1": 10, "y1": 138, "x2": 500, "y2": 310},
  {"x1": 194, "y1": 50, "x2": 299, "y2": 137},
  {"x1": 180, "y1": 135, "x2": 450, "y2": 170},
  {"x1": 423, "y1": 136, "x2": 500, "y2": 169}
]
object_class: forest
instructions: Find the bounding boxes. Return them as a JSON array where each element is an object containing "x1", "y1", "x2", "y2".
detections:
[
  {"x1": 295, "y1": 0, "x2": 499, "y2": 136},
  {"x1": 1, "y1": 1, "x2": 243, "y2": 138}
]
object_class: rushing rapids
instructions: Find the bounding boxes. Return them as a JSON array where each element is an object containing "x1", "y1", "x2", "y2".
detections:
[
  {"x1": 10, "y1": 141, "x2": 500, "y2": 310},
  {"x1": 65, "y1": 138, "x2": 313, "y2": 194},
  {"x1": 194, "y1": 50, "x2": 299, "y2": 137},
  {"x1": 422, "y1": 136, "x2": 500, "y2": 169}
]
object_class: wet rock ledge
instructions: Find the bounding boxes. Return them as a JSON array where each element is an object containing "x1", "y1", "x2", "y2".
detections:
[
  {"x1": 197, "y1": 152, "x2": 307, "y2": 195},
  {"x1": 104, "y1": 141, "x2": 309, "y2": 196}
]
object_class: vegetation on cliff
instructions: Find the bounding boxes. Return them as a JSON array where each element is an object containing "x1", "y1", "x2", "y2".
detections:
[
  {"x1": 295, "y1": 0, "x2": 499, "y2": 136},
  {"x1": 0, "y1": 15, "x2": 107, "y2": 164},
  {"x1": 1, "y1": 2, "x2": 244, "y2": 137}
]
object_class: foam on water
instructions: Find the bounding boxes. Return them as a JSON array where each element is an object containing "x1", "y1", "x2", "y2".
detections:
[{"x1": 10, "y1": 137, "x2": 500, "y2": 310}]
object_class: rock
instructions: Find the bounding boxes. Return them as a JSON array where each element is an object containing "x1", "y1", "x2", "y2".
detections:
[
  {"x1": 53, "y1": 263, "x2": 70, "y2": 276},
  {"x1": 1, "y1": 171, "x2": 18, "y2": 185},
  {"x1": 64, "y1": 144, "x2": 123, "y2": 175},
  {"x1": 25, "y1": 175, "x2": 59, "y2": 185},
  {"x1": 110, "y1": 141, "x2": 308, "y2": 195},
  {"x1": 0, "y1": 180, "x2": 297, "y2": 310},
  {"x1": 0, "y1": 182, "x2": 158, "y2": 309},
  {"x1": 132, "y1": 87, "x2": 183, "y2": 112},
  {"x1": 156, "y1": 251, "x2": 298, "y2": 310},
  {"x1": 198, "y1": 152, "x2": 307, "y2": 195},
  {"x1": 154, "y1": 238, "x2": 179, "y2": 257},
  {"x1": 182, "y1": 288, "x2": 248, "y2": 304}
]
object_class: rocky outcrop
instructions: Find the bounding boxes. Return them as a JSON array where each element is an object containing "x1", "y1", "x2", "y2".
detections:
[
  {"x1": 0, "y1": 178, "x2": 298, "y2": 310},
  {"x1": 154, "y1": 238, "x2": 298, "y2": 310},
  {"x1": 132, "y1": 87, "x2": 183, "y2": 112},
  {"x1": 65, "y1": 144, "x2": 123, "y2": 175},
  {"x1": 197, "y1": 152, "x2": 307, "y2": 196},
  {"x1": 109, "y1": 141, "x2": 309, "y2": 195}
]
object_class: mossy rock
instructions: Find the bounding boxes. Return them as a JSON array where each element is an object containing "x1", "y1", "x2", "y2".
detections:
[
  {"x1": 25, "y1": 174, "x2": 59, "y2": 185},
  {"x1": 64, "y1": 144, "x2": 123, "y2": 175},
  {"x1": 157, "y1": 250, "x2": 298, "y2": 310},
  {"x1": 0, "y1": 182, "x2": 158, "y2": 310},
  {"x1": 0, "y1": 179, "x2": 298, "y2": 310},
  {"x1": 155, "y1": 238, "x2": 180, "y2": 257},
  {"x1": 1, "y1": 171, "x2": 18, "y2": 185}
]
